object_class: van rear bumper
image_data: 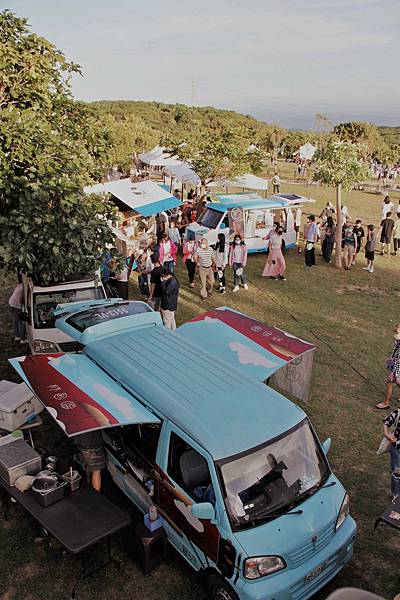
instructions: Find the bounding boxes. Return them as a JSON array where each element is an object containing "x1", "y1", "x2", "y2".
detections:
[{"x1": 237, "y1": 516, "x2": 356, "y2": 600}]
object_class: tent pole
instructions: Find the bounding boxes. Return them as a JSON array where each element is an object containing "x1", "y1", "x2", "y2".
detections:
[{"x1": 181, "y1": 182, "x2": 184, "y2": 200}]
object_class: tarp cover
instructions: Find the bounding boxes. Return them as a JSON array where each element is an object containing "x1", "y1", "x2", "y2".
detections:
[
  {"x1": 84, "y1": 179, "x2": 181, "y2": 216},
  {"x1": 178, "y1": 307, "x2": 316, "y2": 402},
  {"x1": 9, "y1": 353, "x2": 159, "y2": 436}
]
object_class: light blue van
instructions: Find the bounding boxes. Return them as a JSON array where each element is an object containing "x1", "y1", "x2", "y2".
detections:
[
  {"x1": 11, "y1": 301, "x2": 356, "y2": 600},
  {"x1": 186, "y1": 193, "x2": 315, "y2": 252}
]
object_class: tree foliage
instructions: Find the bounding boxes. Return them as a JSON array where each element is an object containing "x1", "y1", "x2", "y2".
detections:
[
  {"x1": 313, "y1": 140, "x2": 370, "y2": 189},
  {"x1": 164, "y1": 110, "x2": 259, "y2": 185},
  {"x1": 0, "y1": 10, "x2": 117, "y2": 284}
]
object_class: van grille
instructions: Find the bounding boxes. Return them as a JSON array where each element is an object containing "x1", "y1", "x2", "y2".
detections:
[
  {"x1": 287, "y1": 523, "x2": 334, "y2": 567},
  {"x1": 58, "y1": 341, "x2": 83, "y2": 353}
]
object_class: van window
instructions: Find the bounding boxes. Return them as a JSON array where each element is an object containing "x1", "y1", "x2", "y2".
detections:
[
  {"x1": 168, "y1": 432, "x2": 215, "y2": 504},
  {"x1": 218, "y1": 419, "x2": 328, "y2": 530},
  {"x1": 33, "y1": 287, "x2": 105, "y2": 329},
  {"x1": 197, "y1": 208, "x2": 222, "y2": 229},
  {"x1": 122, "y1": 423, "x2": 161, "y2": 484}
]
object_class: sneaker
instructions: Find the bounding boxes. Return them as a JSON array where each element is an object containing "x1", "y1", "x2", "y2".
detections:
[
  {"x1": 362, "y1": 266, "x2": 370, "y2": 270},
  {"x1": 190, "y1": 283, "x2": 195, "y2": 288},
  {"x1": 219, "y1": 289, "x2": 226, "y2": 295},
  {"x1": 269, "y1": 276, "x2": 277, "y2": 279},
  {"x1": 233, "y1": 286, "x2": 240, "y2": 292},
  {"x1": 243, "y1": 284, "x2": 248, "y2": 290},
  {"x1": 20, "y1": 339, "x2": 27, "y2": 344},
  {"x1": 278, "y1": 275, "x2": 287, "y2": 281},
  {"x1": 369, "y1": 266, "x2": 374, "y2": 273},
  {"x1": 14, "y1": 336, "x2": 21, "y2": 341}
]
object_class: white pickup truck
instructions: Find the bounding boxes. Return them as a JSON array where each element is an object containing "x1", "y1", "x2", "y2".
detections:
[{"x1": 20, "y1": 272, "x2": 106, "y2": 354}]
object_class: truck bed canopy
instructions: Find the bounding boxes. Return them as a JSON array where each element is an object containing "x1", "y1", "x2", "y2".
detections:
[
  {"x1": 178, "y1": 307, "x2": 316, "y2": 402},
  {"x1": 9, "y1": 303, "x2": 315, "y2": 446}
]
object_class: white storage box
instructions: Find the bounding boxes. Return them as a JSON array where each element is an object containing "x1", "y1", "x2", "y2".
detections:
[{"x1": 0, "y1": 383, "x2": 38, "y2": 432}]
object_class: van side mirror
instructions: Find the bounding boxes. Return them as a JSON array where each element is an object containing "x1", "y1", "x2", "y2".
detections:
[
  {"x1": 322, "y1": 438, "x2": 332, "y2": 455},
  {"x1": 19, "y1": 312, "x2": 30, "y2": 323},
  {"x1": 220, "y1": 223, "x2": 226, "y2": 229},
  {"x1": 191, "y1": 502, "x2": 215, "y2": 521}
]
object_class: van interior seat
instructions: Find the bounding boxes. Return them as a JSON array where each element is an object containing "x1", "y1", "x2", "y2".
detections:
[{"x1": 179, "y1": 449, "x2": 210, "y2": 490}]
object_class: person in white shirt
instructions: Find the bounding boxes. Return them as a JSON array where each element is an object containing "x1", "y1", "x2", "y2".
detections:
[
  {"x1": 393, "y1": 213, "x2": 400, "y2": 255},
  {"x1": 382, "y1": 196, "x2": 395, "y2": 220},
  {"x1": 194, "y1": 238, "x2": 215, "y2": 299},
  {"x1": 272, "y1": 173, "x2": 280, "y2": 194},
  {"x1": 8, "y1": 282, "x2": 26, "y2": 342}
]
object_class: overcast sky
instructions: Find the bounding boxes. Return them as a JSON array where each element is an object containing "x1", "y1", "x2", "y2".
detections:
[{"x1": 6, "y1": 0, "x2": 400, "y2": 128}]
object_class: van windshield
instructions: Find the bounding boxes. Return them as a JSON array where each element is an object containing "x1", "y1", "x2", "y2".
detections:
[
  {"x1": 197, "y1": 208, "x2": 223, "y2": 229},
  {"x1": 218, "y1": 420, "x2": 329, "y2": 530},
  {"x1": 33, "y1": 287, "x2": 105, "y2": 329}
]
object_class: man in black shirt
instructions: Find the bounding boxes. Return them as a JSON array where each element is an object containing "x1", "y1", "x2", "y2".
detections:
[
  {"x1": 160, "y1": 269, "x2": 179, "y2": 330},
  {"x1": 380, "y1": 212, "x2": 395, "y2": 256},
  {"x1": 352, "y1": 219, "x2": 365, "y2": 265},
  {"x1": 148, "y1": 254, "x2": 162, "y2": 311}
]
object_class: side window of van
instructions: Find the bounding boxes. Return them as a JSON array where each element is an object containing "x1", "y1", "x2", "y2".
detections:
[
  {"x1": 120, "y1": 423, "x2": 161, "y2": 484},
  {"x1": 168, "y1": 432, "x2": 215, "y2": 505}
]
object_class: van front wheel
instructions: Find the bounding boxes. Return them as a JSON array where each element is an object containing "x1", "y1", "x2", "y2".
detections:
[{"x1": 207, "y1": 574, "x2": 239, "y2": 600}]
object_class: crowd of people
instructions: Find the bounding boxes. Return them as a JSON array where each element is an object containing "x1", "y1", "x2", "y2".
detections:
[{"x1": 299, "y1": 195, "x2": 400, "y2": 274}]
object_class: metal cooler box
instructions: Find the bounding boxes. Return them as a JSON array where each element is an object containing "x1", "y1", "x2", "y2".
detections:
[
  {"x1": 0, "y1": 382, "x2": 38, "y2": 432},
  {"x1": 0, "y1": 439, "x2": 42, "y2": 486}
]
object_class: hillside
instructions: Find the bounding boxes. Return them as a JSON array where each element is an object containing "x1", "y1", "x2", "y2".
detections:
[
  {"x1": 90, "y1": 100, "x2": 269, "y2": 138},
  {"x1": 378, "y1": 125, "x2": 400, "y2": 147}
]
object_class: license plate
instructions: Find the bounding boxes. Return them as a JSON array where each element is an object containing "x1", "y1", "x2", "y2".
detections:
[{"x1": 305, "y1": 561, "x2": 328, "y2": 583}]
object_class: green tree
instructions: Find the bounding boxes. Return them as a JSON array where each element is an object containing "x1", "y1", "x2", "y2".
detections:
[
  {"x1": 0, "y1": 11, "x2": 117, "y2": 283},
  {"x1": 314, "y1": 141, "x2": 369, "y2": 269},
  {"x1": 332, "y1": 121, "x2": 382, "y2": 157},
  {"x1": 165, "y1": 112, "x2": 255, "y2": 195}
]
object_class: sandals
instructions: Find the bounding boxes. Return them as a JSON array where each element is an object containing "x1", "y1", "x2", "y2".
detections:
[{"x1": 375, "y1": 403, "x2": 390, "y2": 410}]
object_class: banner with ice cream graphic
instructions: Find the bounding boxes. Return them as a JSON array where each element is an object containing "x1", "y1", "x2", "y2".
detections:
[
  {"x1": 9, "y1": 353, "x2": 159, "y2": 436},
  {"x1": 179, "y1": 307, "x2": 316, "y2": 402}
]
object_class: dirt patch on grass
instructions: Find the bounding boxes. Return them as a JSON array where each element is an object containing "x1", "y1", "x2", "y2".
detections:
[
  {"x1": 336, "y1": 284, "x2": 400, "y2": 296},
  {"x1": 0, "y1": 588, "x2": 16, "y2": 600}
]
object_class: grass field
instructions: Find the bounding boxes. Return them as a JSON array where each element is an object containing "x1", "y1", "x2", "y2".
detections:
[{"x1": 1, "y1": 179, "x2": 400, "y2": 600}]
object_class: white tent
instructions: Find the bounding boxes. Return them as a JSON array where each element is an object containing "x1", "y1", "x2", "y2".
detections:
[
  {"x1": 138, "y1": 146, "x2": 182, "y2": 167},
  {"x1": 206, "y1": 173, "x2": 268, "y2": 191},
  {"x1": 164, "y1": 163, "x2": 201, "y2": 185},
  {"x1": 299, "y1": 143, "x2": 317, "y2": 161}
]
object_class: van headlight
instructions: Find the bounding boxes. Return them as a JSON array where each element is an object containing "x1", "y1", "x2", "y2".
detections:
[
  {"x1": 335, "y1": 494, "x2": 350, "y2": 531},
  {"x1": 243, "y1": 556, "x2": 286, "y2": 579},
  {"x1": 33, "y1": 340, "x2": 59, "y2": 353}
]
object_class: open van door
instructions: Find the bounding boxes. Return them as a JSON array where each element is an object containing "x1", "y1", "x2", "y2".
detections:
[{"x1": 9, "y1": 353, "x2": 160, "y2": 436}]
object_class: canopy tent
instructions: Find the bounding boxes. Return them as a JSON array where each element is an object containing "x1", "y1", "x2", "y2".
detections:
[
  {"x1": 84, "y1": 179, "x2": 181, "y2": 217},
  {"x1": 138, "y1": 146, "x2": 181, "y2": 167},
  {"x1": 206, "y1": 173, "x2": 268, "y2": 191},
  {"x1": 164, "y1": 163, "x2": 201, "y2": 186},
  {"x1": 299, "y1": 143, "x2": 317, "y2": 161}
]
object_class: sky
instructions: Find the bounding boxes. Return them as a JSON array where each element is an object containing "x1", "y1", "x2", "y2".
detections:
[{"x1": 5, "y1": 0, "x2": 400, "y2": 129}]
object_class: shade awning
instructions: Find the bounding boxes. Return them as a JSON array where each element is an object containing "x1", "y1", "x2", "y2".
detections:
[
  {"x1": 84, "y1": 179, "x2": 182, "y2": 217},
  {"x1": 178, "y1": 307, "x2": 316, "y2": 402},
  {"x1": 10, "y1": 353, "x2": 160, "y2": 436}
]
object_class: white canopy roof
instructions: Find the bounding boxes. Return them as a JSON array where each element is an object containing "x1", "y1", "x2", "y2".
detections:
[
  {"x1": 164, "y1": 163, "x2": 201, "y2": 185},
  {"x1": 139, "y1": 146, "x2": 182, "y2": 167},
  {"x1": 299, "y1": 143, "x2": 317, "y2": 160},
  {"x1": 206, "y1": 173, "x2": 268, "y2": 191},
  {"x1": 84, "y1": 179, "x2": 181, "y2": 217}
]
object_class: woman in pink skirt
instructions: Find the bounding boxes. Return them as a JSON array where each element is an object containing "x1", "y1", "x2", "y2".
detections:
[{"x1": 262, "y1": 224, "x2": 286, "y2": 281}]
